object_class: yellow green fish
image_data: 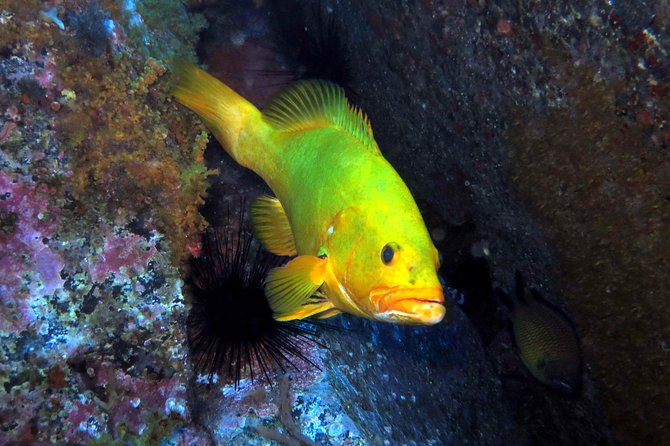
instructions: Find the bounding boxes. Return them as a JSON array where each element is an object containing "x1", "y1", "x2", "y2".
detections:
[
  {"x1": 499, "y1": 271, "x2": 582, "y2": 394},
  {"x1": 173, "y1": 63, "x2": 446, "y2": 325}
]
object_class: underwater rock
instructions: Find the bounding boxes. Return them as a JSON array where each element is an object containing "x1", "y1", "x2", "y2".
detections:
[
  {"x1": 0, "y1": 0, "x2": 208, "y2": 444},
  {"x1": 1, "y1": 0, "x2": 666, "y2": 444},
  {"x1": 322, "y1": 306, "x2": 522, "y2": 445}
]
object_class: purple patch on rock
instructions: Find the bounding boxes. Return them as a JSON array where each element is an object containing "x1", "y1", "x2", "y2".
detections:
[
  {"x1": 0, "y1": 172, "x2": 63, "y2": 332},
  {"x1": 88, "y1": 233, "x2": 157, "y2": 283}
]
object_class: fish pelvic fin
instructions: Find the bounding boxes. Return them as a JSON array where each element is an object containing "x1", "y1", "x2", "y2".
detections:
[
  {"x1": 171, "y1": 61, "x2": 268, "y2": 168},
  {"x1": 250, "y1": 195, "x2": 298, "y2": 256},
  {"x1": 266, "y1": 255, "x2": 333, "y2": 321},
  {"x1": 262, "y1": 80, "x2": 380, "y2": 153},
  {"x1": 313, "y1": 307, "x2": 342, "y2": 319}
]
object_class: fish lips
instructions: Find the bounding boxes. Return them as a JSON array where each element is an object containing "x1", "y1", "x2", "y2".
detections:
[{"x1": 370, "y1": 285, "x2": 446, "y2": 325}]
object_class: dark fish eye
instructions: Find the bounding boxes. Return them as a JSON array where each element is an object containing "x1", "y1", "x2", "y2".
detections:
[{"x1": 381, "y1": 244, "x2": 395, "y2": 265}]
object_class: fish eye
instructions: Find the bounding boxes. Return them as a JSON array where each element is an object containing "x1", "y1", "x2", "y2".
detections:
[{"x1": 381, "y1": 243, "x2": 396, "y2": 265}]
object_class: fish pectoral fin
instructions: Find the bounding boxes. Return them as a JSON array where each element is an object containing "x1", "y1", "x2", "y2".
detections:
[
  {"x1": 250, "y1": 195, "x2": 298, "y2": 256},
  {"x1": 265, "y1": 255, "x2": 328, "y2": 321}
]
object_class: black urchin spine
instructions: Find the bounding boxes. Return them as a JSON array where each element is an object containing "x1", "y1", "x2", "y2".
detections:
[{"x1": 186, "y1": 213, "x2": 322, "y2": 388}]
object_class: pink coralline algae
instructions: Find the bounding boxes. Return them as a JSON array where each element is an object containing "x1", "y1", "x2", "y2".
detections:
[
  {"x1": 88, "y1": 232, "x2": 158, "y2": 283},
  {"x1": 0, "y1": 121, "x2": 17, "y2": 144},
  {"x1": 0, "y1": 172, "x2": 63, "y2": 332},
  {"x1": 64, "y1": 366, "x2": 188, "y2": 443}
]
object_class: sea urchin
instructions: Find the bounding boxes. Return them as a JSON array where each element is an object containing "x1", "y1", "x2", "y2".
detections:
[{"x1": 185, "y1": 217, "x2": 320, "y2": 388}]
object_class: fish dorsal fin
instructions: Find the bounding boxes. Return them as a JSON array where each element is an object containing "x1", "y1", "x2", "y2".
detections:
[{"x1": 263, "y1": 80, "x2": 379, "y2": 152}]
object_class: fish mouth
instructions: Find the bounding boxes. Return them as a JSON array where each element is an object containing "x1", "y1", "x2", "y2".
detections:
[{"x1": 369, "y1": 285, "x2": 446, "y2": 325}]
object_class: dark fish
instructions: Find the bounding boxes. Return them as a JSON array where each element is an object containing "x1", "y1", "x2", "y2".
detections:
[{"x1": 497, "y1": 271, "x2": 582, "y2": 394}]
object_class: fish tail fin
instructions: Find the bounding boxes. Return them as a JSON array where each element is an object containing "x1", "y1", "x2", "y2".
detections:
[{"x1": 172, "y1": 61, "x2": 267, "y2": 168}]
